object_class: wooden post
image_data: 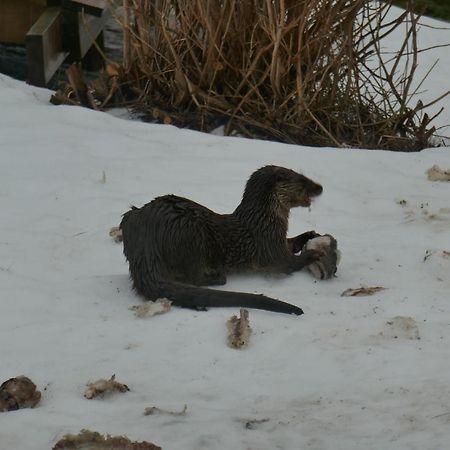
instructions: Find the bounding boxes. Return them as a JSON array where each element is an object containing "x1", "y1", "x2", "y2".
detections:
[{"x1": 26, "y1": 7, "x2": 69, "y2": 86}]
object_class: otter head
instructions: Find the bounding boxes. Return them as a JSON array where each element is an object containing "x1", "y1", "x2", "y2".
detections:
[
  {"x1": 240, "y1": 165, "x2": 322, "y2": 212},
  {"x1": 268, "y1": 166, "x2": 323, "y2": 209}
]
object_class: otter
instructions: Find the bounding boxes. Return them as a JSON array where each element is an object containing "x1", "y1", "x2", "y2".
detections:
[{"x1": 120, "y1": 165, "x2": 323, "y2": 315}]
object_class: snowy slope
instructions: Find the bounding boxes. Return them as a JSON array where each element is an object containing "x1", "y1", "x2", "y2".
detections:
[{"x1": 0, "y1": 13, "x2": 450, "y2": 450}]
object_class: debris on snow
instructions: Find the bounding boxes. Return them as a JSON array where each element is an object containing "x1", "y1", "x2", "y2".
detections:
[
  {"x1": 52, "y1": 429, "x2": 161, "y2": 450},
  {"x1": 403, "y1": 202, "x2": 450, "y2": 224},
  {"x1": 427, "y1": 165, "x2": 450, "y2": 182},
  {"x1": 424, "y1": 249, "x2": 435, "y2": 262},
  {"x1": 130, "y1": 299, "x2": 172, "y2": 318},
  {"x1": 238, "y1": 417, "x2": 271, "y2": 430},
  {"x1": 227, "y1": 309, "x2": 251, "y2": 349},
  {"x1": 144, "y1": 404, "x2": 187, "y2": 416},
  {"x1": 109, "y1": 226, "x2": 123, "y2": 242},
  {"x1": 383, "y1": 316, "x2": 420, "y2": 340},
  {"x1": 341, "y1": 286, "x2": 387, "y2": 297},
  {"x1": 424, "y1": 249, "x2": 450, "y2": 262},
  {"x1": 84, "y1": 375, "x2": 129, "y2": 399},
  {"x1": 0, "y1": 376, "x2": 41, "y2": 412}
]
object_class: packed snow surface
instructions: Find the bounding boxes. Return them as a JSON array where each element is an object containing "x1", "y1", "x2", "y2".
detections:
[{"x1": 0, "y1": 13, "x2": 450, "y2": 450}]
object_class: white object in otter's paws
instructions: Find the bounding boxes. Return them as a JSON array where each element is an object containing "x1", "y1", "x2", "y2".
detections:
[{"x1": 303, "y1": 234, "x2": 340, "y2": 280}]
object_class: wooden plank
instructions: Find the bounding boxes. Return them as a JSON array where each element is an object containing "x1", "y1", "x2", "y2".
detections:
[
  {"x1": 68, "y1": 0, "x2": 107, "y2": 8},
  {"x1": 26, "y1": 7, "x2": 69, "y2": 86},
  {"x1": 61, "y1": 0, "x2": 107, "y2": 17},
  {"x1": 64, "y1": 7, "x2": 110, "y2": 59},
  {"x1": 0, "y1": 0, "x2": 46, "y2": 45},
  {"x1": 78, "y1": 8, "x2": 110, "y2": 57},
  {"x1": 82, "y1": 31, "x2": 105, "y2": 71}
]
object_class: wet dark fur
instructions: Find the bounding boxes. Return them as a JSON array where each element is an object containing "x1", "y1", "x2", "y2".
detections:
[{"x1": 120, "y1": 166, "x2": 323, "y2": 315}]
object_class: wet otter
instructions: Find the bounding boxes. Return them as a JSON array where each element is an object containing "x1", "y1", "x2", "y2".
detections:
[{"x1": 120, "y1": 165, "x2": 323, "y2": 315}]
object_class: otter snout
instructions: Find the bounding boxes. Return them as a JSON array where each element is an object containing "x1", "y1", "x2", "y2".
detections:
[
  {"x1": 310, "y1": 182, "x2": 323, "y2": 197},
  {"x1": 299, "y1": 174, "x2": 323, "y2": 198}
]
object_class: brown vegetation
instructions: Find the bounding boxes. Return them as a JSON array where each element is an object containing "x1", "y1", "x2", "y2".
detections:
[
  {"x1": 53, "y1": 430, "x2": 161, "y2": 450},
  {"x1": 130, "y1": 298, "x2": 172, "y2": 317},
  {"x1": 84, "y1": 375, "x2": 129, "y2": 399},
  {"x1": 51, "y1": 1, "x2": 449, "y2": 150},
  {"x1": 227, "y1": 309, "x2": 251, "y2": 349},
  {"x1": 113, "y1": 0, "x2": 449, "y2": 150}
]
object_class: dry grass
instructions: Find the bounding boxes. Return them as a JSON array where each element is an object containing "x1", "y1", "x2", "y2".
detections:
[{"x1": 110, "y1": 0, "x2": 449, "y2": 150}]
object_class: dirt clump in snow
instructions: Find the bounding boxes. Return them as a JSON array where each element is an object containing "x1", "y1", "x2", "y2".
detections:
[
  {"x1": 130, "y1": 299, "x2": 172, "y2": 318},
  {"x1": 144, "y1": 404, "x2": 187, "y2": 416},
  {"x1": 52, "y1": 429, "x2": 161, "y2": 450},
  {"x1": 84, "y1": 375, "x2": 129, "y2": 399},
  {"x1": 227, "y1": 309, "x2": 252, "y2": 349},
  {"x1": 0, "y1": 376, "x2": 41, "y2": 412},
  {"x1": 382, "y1": 316, "x2": 420, "y2": 340},
  {"x1": 109, "y1": 226, "x2": 123, "y2": 242},
  {"x1": 238, "y1": 417, "x2": 271, "y2": 430},
  {"x1": 427, "y1": 165, "x2": 450, "y2": 182}
]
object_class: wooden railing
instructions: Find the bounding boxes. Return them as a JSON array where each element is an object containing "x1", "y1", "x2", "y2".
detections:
[{"x1": 0, "y1": 0, "x2": 110, "y2": 86}]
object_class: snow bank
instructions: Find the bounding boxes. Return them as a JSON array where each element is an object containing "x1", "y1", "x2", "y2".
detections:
[{"x1": 0, "y1": 13, "x2": 449, "y2": 449}]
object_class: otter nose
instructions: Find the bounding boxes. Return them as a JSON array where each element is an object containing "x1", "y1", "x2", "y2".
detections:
[{"x1": 311, "y1": 182, "x2": 323, "y2": 196}]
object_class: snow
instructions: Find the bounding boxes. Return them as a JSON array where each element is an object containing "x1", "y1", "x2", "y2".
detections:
[{"x1": 0, "y1": 12, "x2": 450, "y2": 450}]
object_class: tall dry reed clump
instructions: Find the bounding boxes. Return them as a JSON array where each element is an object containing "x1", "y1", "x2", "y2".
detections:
[{"x1": 118, "y1": 0, "x2": 449, "y2": 150}]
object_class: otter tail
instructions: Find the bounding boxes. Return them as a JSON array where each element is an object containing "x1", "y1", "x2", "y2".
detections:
[{"x1": 145, "y1": 281, "x2": 304, "y2": 316}]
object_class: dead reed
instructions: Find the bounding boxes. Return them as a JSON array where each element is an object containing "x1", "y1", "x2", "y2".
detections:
[{"x1": 115, "y1": 0, "x2": 449, "y2": 150}]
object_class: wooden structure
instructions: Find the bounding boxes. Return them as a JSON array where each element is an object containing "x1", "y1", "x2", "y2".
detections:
[{"x1": 0, "y1": 0, "x2": 109, "y2": 86}]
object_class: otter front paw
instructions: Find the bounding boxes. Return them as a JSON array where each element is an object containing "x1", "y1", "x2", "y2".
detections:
[
  {"x1": 294, "y1": 249, "x2": 324, "y2": 270},
  {"x1": 289, "y1": 231, "x2": 321, "y2": 254}
]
